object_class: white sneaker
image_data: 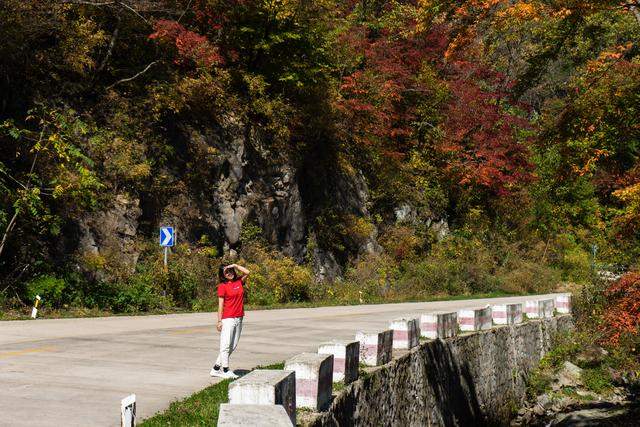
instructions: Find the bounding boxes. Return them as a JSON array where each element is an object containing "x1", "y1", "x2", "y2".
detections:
[{"x1": 210, "y1": 367, "x2": 237, "y2": 379}]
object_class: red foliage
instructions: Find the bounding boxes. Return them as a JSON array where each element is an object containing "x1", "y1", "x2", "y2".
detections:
[
  {"x1": 335, "y1": 23, "x2": 448, "y2": 156},
  {"x1": 149, "y1": 19, "x2": 223, "y2": 68},
  {"x1": 440, "y1": 60, "x2": 534, "y2": 195},
  {"x1": 600, "y1": 272, "x2": 640, "y2": 345},
  {"x1": 336, "y1": 12, "x2": 533, "y2": 195}
]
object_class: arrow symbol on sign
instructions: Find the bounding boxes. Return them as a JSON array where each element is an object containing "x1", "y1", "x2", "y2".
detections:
[{"x1": 161, "y1": 228, "x2": 173, "y2": 246}]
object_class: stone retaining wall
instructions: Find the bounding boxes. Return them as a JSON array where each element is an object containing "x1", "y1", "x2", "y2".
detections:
[{"x1": 308, "y1": 315, "x2": 573, "y2": 427}]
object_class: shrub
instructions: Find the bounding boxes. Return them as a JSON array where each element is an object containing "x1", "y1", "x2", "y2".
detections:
[
  {"x1": 379, "y1": 225, "x2": 423, "y2": 261},
  {"x1": 25, "y1": 275, "x2": 66, "y2": 307},
  {"x1": 497, "y1": 259, "x2": 560, "y2": 294},
  {"x1": 243, "y1": 247, "x2": 313, "y2": 304},
  {"x1": 112, "y1": 281, "x2": 168, "y2": 313},
  {"x1": 552, "y1": 233, "x2": 592, "y2": 283},
  {"x1": 600, "y1": 272, "x2": 640, "y2": 346},
  {"x1": 169, "y1": 270, "x2": 199, "y2": 306},
  {"x1": 582, "y1": 367, "x2": 613, "y2": 394},
  {"x1": 343, "y1": 253, "x2": 399, "y2": 301}
]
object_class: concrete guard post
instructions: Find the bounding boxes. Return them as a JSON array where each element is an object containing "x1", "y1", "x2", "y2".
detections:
[
  {"x1": 228, "y1": 370, "x2": 296, "y2": 425},
  {"x1": 355, "y1": 330, "x2": 393, "y2": 366},
  {"x1": 555, "y1": 293, "x2": 572, "y2": 314},
  {"x1": 284, "y1": 353, "x2": 333, "y2": 411},
  {"x1": 525, "y1": 299, "x2": 555, "y2": 319},
  {"x1": 457, "y1": 306, "x2": 492, "y2": 332},
  {"x1": 492, "y1": 303, "x2": 523, "y2": 325},
  {"x1": 420, "y1": 312, "x2": 458, "y2": 339},
  {"x1": 318, "y1": 340, "x2": 360, "y2": 384},
  {"x1": 389, "y1": 318, "x2": 420, "y2": 350},
  {"x1": 217, "y1": 404, "x2": 293, "y2": 427}
]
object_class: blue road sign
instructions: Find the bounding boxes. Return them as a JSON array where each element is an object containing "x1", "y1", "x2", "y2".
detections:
[{"x1": 159, "y1": 227, "x2": 175, "y2": 247}]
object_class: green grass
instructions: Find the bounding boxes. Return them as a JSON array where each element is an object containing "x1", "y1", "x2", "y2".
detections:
[
  {"x1": 140, "y1": 362, "x2": 284, "y2": 426},
  {"x1": 582, "y1": 367, "x2": 613, "y2": 394},
  {"x1": 1, "y1": 290, "x2": 527, "y2": 321},
  {"x1": 333, "y1": 380, "x2": 346, "y2": 393}
]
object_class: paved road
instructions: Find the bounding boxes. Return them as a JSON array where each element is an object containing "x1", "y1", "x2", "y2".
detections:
[{"x1": 0, "y1": 294, "x2": 558, "y2": 426}]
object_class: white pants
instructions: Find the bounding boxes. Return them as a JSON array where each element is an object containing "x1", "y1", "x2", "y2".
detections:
[{"x1": 215, "y1": 317, "x2": 243, "y2": 368}]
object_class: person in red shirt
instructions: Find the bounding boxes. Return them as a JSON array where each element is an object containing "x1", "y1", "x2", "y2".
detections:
[{"x1": 210, "y1": 263, "x2": 250, "y2": 379}]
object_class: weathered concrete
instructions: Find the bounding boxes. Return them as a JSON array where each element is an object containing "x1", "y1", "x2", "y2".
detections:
[
  {"x1": 389, "y1": 318, "x2": 420, "y2": 349},
  {"x1": 492, "y1": 303, "x2": 523, "y2": 325},
  {"x1": 458, "y1": 306, "x2": 492, "y2": 332},
  {"x1": 309, "y1": 316, "x2": 574, "y2": 427},
  {"x1": 525, "y1": 299, "x2": 555, "y2": 319},
  {"x1": 0, "y1": 294, "x2": 563, "y2": 426},
  {"x1": 228, "y1": 370, "x2": 296, "y2": 424},
  {"x1": 420, "y1": 311, "x2": 457, "y2": 339},
  {"x1": 318, "y1": 341, "x2": 359, "y2": 384},
  {"x1": 355, "y1": 330, "x2": 393, "y2": 366},
  {"x1": 555, "y1": 293, "x2": 572, "y2": 314},
  {"x1": 218, "y1": 404, "x2": 293, "y2": 426},
  {"x1": 285, "y1": 353, "x2": 333, "y2": 411}
]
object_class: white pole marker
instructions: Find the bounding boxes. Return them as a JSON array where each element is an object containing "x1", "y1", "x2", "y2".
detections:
[
  {"x1": 30, "y1": 295, "x2": 41, "y2": 319},
  {"x1": 121, "y1": 394, "x2": 136, "y2": 427}
]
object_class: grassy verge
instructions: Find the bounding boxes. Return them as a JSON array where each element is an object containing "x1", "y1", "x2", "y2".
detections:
[
  {"x1": 0, "y1": 290, "x2": 532, "y2": 321},
  {"x1": 140, "y1": 362, "x2": 284, "y2": 426}
]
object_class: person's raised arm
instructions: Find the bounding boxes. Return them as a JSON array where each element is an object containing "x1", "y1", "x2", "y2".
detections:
[{"x1": 228, "y1": 263, "x2": 250, "y2": 281}]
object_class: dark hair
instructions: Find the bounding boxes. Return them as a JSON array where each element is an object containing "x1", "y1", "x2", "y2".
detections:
[{"x1": 218, "y1": 265, "x2": 236, "y2": 283}]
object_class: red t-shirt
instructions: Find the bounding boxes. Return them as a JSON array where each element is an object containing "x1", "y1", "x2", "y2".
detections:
[{"x1": 218, "y1": 279, "x2": 245, "y2": 319}]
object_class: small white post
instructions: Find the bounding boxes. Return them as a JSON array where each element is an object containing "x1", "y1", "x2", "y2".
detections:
[
  {"x1": 30, "y1": 295, "x2": 41, "y2": 319},
  {"x1": 121, "y1": 394, "x2": 136, "y2": 427}
]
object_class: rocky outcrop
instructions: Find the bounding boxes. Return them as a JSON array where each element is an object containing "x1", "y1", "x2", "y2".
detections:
[
  {"x1": 76, "y1": 193, "x2": 142, "y2": 274},
  {"x1": 72, "y1": 115, "x2": 380, "y2": 279},
  {"x1": 176, "y1": 119, "x2": 308, "y2": 260}
]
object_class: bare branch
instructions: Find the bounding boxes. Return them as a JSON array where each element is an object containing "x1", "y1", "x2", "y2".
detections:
[
  {"x1": 178, "y1": 0, "x2": 194, "y2": 23},
  {"x1": 117, "y1": 1, "x2": 151, "y2": 26},
  {"x1": 106, "y1": 61, "x2": 159, "y2": 89},
  {"x1": 0, "y1": 169, "x2": 27, "y2": 189},
  {"x1": 62, "y1": 0, "x2": 116, "y2": 6},
  {"x1": 96, "y1": 18, "x2": 121, "y2": 75}
]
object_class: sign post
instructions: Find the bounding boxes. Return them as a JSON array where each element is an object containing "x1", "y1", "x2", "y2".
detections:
[{"x1": 159, "y1": 226, "x2": 175, "y2": 273}]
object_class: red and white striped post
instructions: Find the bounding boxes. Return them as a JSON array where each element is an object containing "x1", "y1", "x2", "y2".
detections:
[
  {"x1": 457, "y1": 306, "x2": 492, "y2": 332},
  {"x1": 318, "y1": 340, "x2": 359, "y2": 384},
  {"x1": 525, "y1": 298, "x2": 555, "y2": 319},
  {"x1": 420, "y1": 312, "x2": 457, "y2": 339},
  {"x1": 492, "y1": 303, "x2": 523, "y2": 325},
  {"x1": 284, "y1": 353, "x2": 333, "y2": 411},
  {"x1": 555, "y1": 293, "x2": 572, "y2": 314},
  {"x1": 389, "y1": 318, "x2": 420, "y2": 350},
  {"x1": 355, "y1": 330, "x2": 393, "y2": 366}
]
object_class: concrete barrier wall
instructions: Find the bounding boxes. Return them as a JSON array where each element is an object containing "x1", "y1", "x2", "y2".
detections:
[{"x1": 308, "y1": 315, "x2": 573, "y2": 427}]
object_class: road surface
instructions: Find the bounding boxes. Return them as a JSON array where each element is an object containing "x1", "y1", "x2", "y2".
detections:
[{"x1": 0, "y1": 294, "x2": 558, "y2": 426}]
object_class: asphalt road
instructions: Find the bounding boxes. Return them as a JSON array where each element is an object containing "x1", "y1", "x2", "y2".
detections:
[{"x1": 0, "y1": 294, "x2": 559, "y2": 426}]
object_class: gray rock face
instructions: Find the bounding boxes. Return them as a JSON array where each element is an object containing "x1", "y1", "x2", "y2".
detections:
[
  {"x1": 165, "y1": 120, "x2": 307, "y2": 261},
  {"x1": 76, "y1": 194, "x2": 142, "y2": 275},
  {"x1": 555, "y1": 361, "x2": 584, "y2": 389},
  {"x1": 74, "y1": 116, "x2": 382, "y2": 280},
  {"x1": 575, "y1": 345, "x2": 609, "y2": 368}
]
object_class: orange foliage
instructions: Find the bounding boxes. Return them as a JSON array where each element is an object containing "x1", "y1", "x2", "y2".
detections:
[{"x1": 600, "y1": 272, "x2": 640, "y2": 345}]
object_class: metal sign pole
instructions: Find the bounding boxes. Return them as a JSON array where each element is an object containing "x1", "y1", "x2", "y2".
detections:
[{"x1": 163, "y1": 246, "x2": 168, "y2": 273}]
